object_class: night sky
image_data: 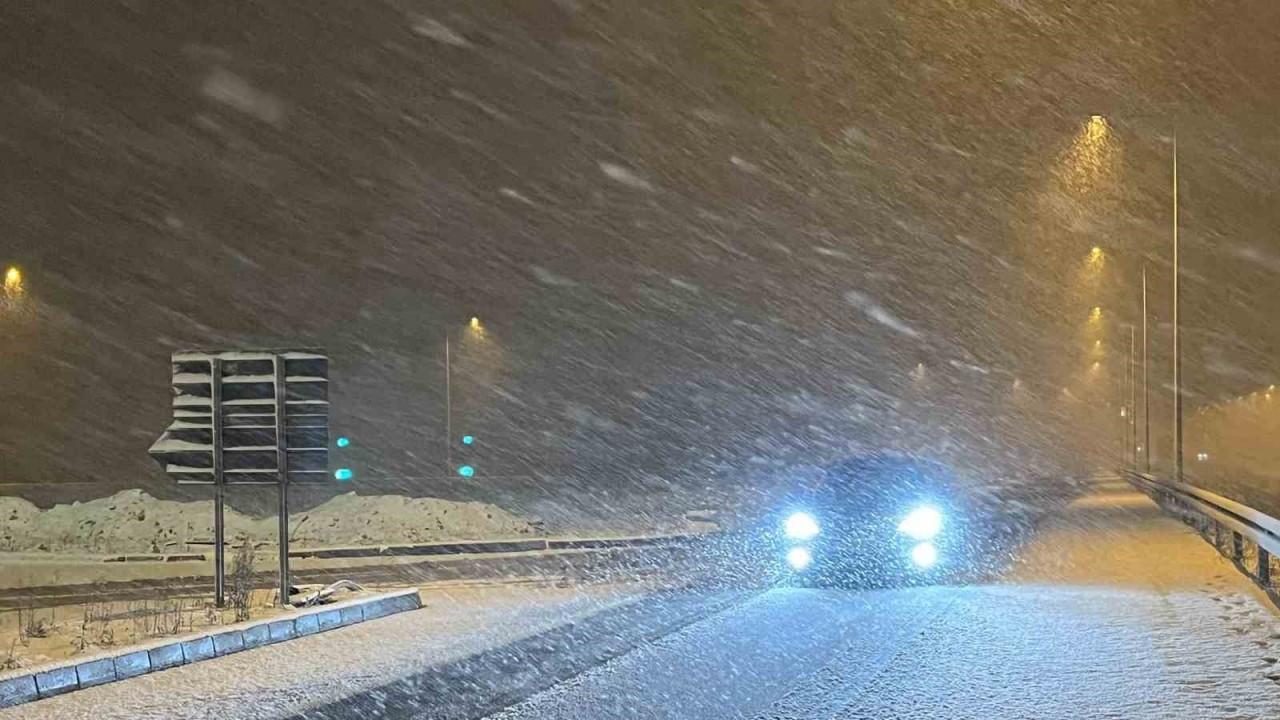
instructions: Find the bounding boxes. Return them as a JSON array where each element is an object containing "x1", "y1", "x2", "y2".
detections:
[{"x1": 4, "y1": 1, "x2": 1280, "y2": 512}]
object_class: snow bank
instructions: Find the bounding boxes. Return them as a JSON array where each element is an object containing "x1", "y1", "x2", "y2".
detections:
[{"x1": 0, "y1": 490, "x2": 535, "y2": 554}]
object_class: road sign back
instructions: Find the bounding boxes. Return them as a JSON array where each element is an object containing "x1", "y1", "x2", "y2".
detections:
[
  {"x1": 148, "y1": 350, "x2": 330, "y2": 485},
  {"x1": 148, "y1": 348, "x2": 331, "y2": 608}
]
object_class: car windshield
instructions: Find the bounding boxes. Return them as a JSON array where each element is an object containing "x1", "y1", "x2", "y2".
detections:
[{"x1": 5, "y1": 3, "x2": 1280, "y2": 719}]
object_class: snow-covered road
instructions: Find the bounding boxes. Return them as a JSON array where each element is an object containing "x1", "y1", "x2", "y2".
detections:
[
  {"x1": 11, "y1": 483, "x2": 1279, "y2": 719},
  {"x1": 486, "y1": 484, "x2": 1280, "y2": 720}
]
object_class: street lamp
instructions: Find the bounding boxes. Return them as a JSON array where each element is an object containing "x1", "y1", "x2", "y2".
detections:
[
  {"x1": 3, "y1": 266, "x2": 22, "y2": 296},
  {"x1": 445, "y1": 316, "x2": 485, "y2": 475},
  {"x1": 1172, "y1": 135, "x2": 1183, "y2": 481},
  {"x1": 1071, "y1": 116, "x2": 1179, "y2": 478}
]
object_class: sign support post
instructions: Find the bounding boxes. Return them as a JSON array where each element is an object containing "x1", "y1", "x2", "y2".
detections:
[
  {"x1": 212, "y1": 357, "x2": 226, "y2": 608},
  {"x1": 274, "y1": 356, "x2": 292, "y2": 605}
]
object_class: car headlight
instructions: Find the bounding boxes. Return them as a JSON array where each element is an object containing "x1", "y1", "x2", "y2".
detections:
[
  {"x1": 784, "y1": 512, "x2": 820, "y2": 540},
  {"x1": 786, "y1": 546, "x2": 813, "y2": 571},
  {"x1": 897, "y1": 506, "x2": 942, "y2": 541},
  {"x1": 910, "y1": 542, "x2": 938, "y2": 569}
]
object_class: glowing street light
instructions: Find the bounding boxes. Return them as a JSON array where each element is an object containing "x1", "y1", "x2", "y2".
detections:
[
  {"x1": 1059, "y1": 115, "x2": 1117, "y2": 195},
  {"x1": 3, "y1": 266, "x2": 22, "y2": 295},
  {"x1": 447, "y1": 316, "x2": 486, "y2": 474},
  {"x1": 1089, "y1": 306, "x2": 1102, "y2": 322}
]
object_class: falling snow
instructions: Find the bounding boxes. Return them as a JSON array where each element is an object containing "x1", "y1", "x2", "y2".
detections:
[{"x1": 5, "y1": 2, "x2": 1280, "y2": 717}]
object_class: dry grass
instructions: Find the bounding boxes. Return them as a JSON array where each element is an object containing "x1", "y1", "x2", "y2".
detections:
[{"x1": 229, "y1": 539, "x2": 256, "y2": 622}]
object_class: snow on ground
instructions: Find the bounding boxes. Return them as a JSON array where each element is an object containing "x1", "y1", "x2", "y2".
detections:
[
  {"x1": 490, "y1": 483, "x2": 1280, "y2": 720},
  {"x1": 10, "y1": 482, "x2": 1277, "y2": 719},
  {"x1": 808, "y1": 484, "x2": 1280, "y2": 720},
  {"x1": 2, "y1": 582, "x2": 652, "y2": 720},
  {"x1": 0, "y1": 490, "x2": 536, "y2": 555}
]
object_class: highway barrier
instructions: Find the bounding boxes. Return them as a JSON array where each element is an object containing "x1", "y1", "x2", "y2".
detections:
[
  {"x1": 1, "y1": 531, "x2": 714, "y2": 609},
  {"x1": 1125, "y1": 470, "x2": 1280, "y2": 602}
]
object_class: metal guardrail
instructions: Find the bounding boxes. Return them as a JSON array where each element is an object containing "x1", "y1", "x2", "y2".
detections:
[
  {"x1": 0, "y1": 532, "x2": 715, "y2": 609},
  {"x1": 1123, "y1": 470, "x2": 1280, "y2": 596}
]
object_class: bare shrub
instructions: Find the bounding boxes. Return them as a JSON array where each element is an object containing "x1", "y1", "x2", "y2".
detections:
[
  {"x1": 1, "y1": 639, "x2": 20, "y2": 671},
  {"x1": 229, "y1": 539, "x2": 256, "y2": 622},
  {"x1": 73, "y1": 600, "x2": 114, "y2": 653},
  {"x1": 17, "y1": 606, "x2": 51, "y2": 644}
]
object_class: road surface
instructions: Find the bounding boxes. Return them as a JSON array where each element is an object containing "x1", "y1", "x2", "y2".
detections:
[
  {"x1": 10, "y1": 482, "x2": 1280, "y2": 719},
  {"x1": 482, "y1": 482, "x2": 1280, "y2": 720}
]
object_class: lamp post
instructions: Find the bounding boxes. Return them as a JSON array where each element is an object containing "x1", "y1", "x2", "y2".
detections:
[
  {"x1": 1129, "y1": 324, "x2": 1137, "y2": 468},
  {"x1": 445, "y1": 317, "x2": 484, "y2": 476},
  {"x1": 1074, "y1": 117, "x2": 1180, "y2": 478},
  {"x1": 1172, "y1": 136, "x2": 1183, "y2": 481},
  {"x1": 1142, "y1": 264, "x2": 1150, "y2": 472},
  {"x1": 445, "y1": 333, "x2": 452, "y2": 475}
]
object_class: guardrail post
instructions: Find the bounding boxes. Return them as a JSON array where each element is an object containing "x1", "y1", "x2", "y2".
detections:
[
  {"x1": 1261, "y1": 548, "x2": 1272, "y2": 587},
  {"x1": 1232, "y1": 532, "x2": 1244, "y2": 562}
]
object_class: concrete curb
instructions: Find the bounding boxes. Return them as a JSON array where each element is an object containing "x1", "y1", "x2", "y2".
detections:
[{"x1": 0, "y1": 588, "x2": 421, "y2": 709}]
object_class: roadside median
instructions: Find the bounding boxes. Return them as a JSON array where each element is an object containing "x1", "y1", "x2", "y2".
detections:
[{"x1": 0, "y1": 588, "x2": 421, "y2": 708}]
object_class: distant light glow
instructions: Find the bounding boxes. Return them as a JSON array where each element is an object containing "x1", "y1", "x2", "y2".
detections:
[
  {"x1": 910, "y1": 542, "x2": 938, "y2": 569},
  {"x1": 1089, "y1": 306, "x2": 1102, "y2": 321},
  {"x1": 3, "y1": 266, "x2": 22, "y2": 296},
  {"x1": 1058, "y1": 115, "x2": 1118, "y2": 196},
  {"x1": 458, "y1": 464, "x2": 475, "y2": 477},
  {"x1": 469, "y1": 316, "x2": 481, "y2": 329},
  {"x1": 1196, "y1": 452, "x2": 1209, "y2": 462},
  {"x1": 461, "y1": 435, "x2": 475, "y2": 445},
  {"x1": 1120, "y1": 407, "x2": 1127, "y2": 417},
  {"x1": 336, "y1": 436, "x2": 351, "y2": 448},
  {"x1": 786, "y1": 546, "x2": 813, "y2": 571},
  {"x1": 784, "y1": 512, "x2": 820, "y2": 540},
  {"x1": 898, "y1": 506, "x2": 943, "y2": 541},
  {"x1": 334, "y1": 468, "x2": 354, "y2": 482}
]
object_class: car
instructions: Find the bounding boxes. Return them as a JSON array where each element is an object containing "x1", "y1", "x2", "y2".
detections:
[{"x1": 767, "y1": 454, "x2": 973, "y2": 586}]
